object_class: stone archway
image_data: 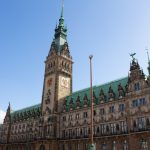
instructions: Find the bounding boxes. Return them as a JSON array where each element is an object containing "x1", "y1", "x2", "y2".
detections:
[
  {"x1": 39, "y1": 145, "x2": 45, "y2": 150},
  {"x1": 6, "y1": 146, "x2": 8, "y2": 150},
  {"x1": 6, "y1": 145, "x2": 11, "y2": 150},
  {"x1": 25, "y1": 144, "x2": 31, "y2": 150}
]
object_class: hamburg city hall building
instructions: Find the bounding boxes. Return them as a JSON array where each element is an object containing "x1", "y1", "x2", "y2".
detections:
[{"x1": 0, "y1": 5, "x2": 150, "y2": 150}]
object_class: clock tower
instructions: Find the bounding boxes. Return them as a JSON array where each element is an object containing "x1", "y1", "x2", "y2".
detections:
[{"x1": 41, "y1": 6, "x2": 72, "y2": 116}]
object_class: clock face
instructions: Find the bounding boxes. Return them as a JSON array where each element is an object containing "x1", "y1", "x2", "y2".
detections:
[
  {"x1": 60, "y1": 77, "x2": 70, "y2": 88},
  {"x1": 58, "y1": 76, "x2": 71, "y2": 99}
]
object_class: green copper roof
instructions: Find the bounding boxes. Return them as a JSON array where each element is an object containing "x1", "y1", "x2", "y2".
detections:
[
  {"x1": 53, "y1": 5, "x2": 67, "y2": 52},
  {"x1": 11, "y1": 104, "x2": 41, "y2": 122},
  {"x1": 65, "y1": 77, "x2": 128, "y2": 111},
  {"x1": 9, "y1": 77, "x2": 128, "y2": 121}
]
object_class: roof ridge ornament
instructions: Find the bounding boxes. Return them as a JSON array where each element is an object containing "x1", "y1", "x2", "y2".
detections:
[
  {"x1": 129, "y1": 52, "x2": 136, "y2": 60},
  {"x1": 146, "y1": 48, "x2": 150, "y2": 76},
  {"x1": 146, "y1": 48, "x2": 150, "y2": 62}
]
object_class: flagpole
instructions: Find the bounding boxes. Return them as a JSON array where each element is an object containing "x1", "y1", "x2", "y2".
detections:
[{"x1": 89, "y1": 55, "x2": 96, "y2": 150}]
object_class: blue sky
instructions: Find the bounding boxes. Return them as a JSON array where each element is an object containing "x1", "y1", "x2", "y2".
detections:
[{"x1": 0, "y1": 0, "x2": 150, "y2": 113}]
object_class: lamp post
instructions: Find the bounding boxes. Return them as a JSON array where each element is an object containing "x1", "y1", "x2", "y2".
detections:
[{"x1": 89, "y1": 55, "x2": 96, "y2": 150}]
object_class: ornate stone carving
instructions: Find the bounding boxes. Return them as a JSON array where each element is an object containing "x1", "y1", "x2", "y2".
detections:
[
  {"x1": 108, "y1": 86, "x2": 115, "y2": 101},
  {"x1": 69, "y1": 98, "x2": 74, "y2": 111},
  {"x1": 83, "y1": 94, "x2": 88, "y2": 107},
  {"x1": 118, "y1": 83, "x2": 125, "y2": 99},
  {"x1": 61, "y1": 42, "x2": 71, "y2": 58},
  {"x1": 49, "y1": 41, "x2": 57, "y2": 56},
  {"x1": 99, "y1": 89, "x2": 105, "y2": 103},
  {"x1": 45, "y1": 107, "x2": 51, "y2": 115},
  {"x1": 76, "y1": 96, "x2": 81, "y2": 109}
]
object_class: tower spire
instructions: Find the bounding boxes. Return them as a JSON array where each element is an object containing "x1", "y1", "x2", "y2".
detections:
[
  {"x1": 4, "y1": 102, "x2": 12, "y2": 123},
  {"x1": 61, "y1": 0, "x2": 64, "y2": 18},
  {"x1": 51, "y1": 0, "x2": 67, "y2": 52},
  {"x1": 58, "y1": 0, "x2": 65, "y2": 27},
  {"x1": 7, "y1": 102, "x2": 11, "y2": 115},
  {"x1": 146, "y1": 48, "x2": 150, "y2": 76}
]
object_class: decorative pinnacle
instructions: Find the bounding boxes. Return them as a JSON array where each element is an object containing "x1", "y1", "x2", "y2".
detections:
[
  {"x1": 146, "y1": 48, "x2": 150, "y2": 76},
  {"x1": 6, "y1": 102, "x2": 11, "y2": 114},
  {"x1": 146, "y1": 48, "x2": 150, "y2": 62}
]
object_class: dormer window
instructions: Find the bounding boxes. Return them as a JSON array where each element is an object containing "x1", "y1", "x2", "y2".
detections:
[
  {"x1": 83, "y1": 94, "x2": 88, "y2": 106},
  {"x1": 134, "y1": 82, "x2": 140, "y2": 91},
  {"x1": 108, "y1": 86, "x2": 115, "y2": 100},
  {"x1": 76, "y1": 96, "x2": 81, "y2": 108},
  {"x1": 99, "y1": 89, "x2": 105, "y2": 102},
  {"x1": 118, "y1": 84, "x2": 125, "y2": 98}
]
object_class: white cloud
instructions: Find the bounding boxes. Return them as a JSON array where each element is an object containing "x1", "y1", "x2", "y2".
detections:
[{"x1": 0, "y1": 109, "x2": 6, "y2": 124}]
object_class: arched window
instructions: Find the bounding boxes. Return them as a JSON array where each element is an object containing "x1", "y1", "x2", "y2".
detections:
[
  {"x1": 112, "y1": 141, "x2": 116, "y2": 150},
  {"x1": 61, "y1": 143, "x2": 65, "y2": 150},
  {"x1": 133, "y1": 120, "x2": 137, "y2": 128},
  {"x1": 146, "y1": 118, "x2": 150, "y2": 126},
  {"x1": 140, "y1": 139, "x2": 148, "y2": 150},
  {"x1": 134, "y1": 83, "x2": 140, "y2": 91},
  {"x1": 62, "y1": 61, "x2": 64, "y2": 66},
  {"x1": 83, "y1": 142, "x2": 87, "y2": 150},
  {"x1": 6, "y1": 146, "x2": 11, "y2": 150},
  {"x1": 53, "y1": 61, "x2": 55, "y2": 66},
  {"x1": 75, "y1": 143, "x2": 79, "y2": 150},
  {"x1": 26, "y1": 145, "x2": 31, "y2": 150},
  {"x1": 116, "y1": 124, "x2": 119, "y2": 131},
  {"x1": 68, "y1": 143, "x2": 72, "y2": 150},
  {"x1": 123, "y1": 140, "x2": 128, "y2": 150},
  {"x1": 102, "y1": 143, "x2": 107, "y2": 150},
  {"x1": 39, "y1": 145, "x2": 45, "y2": 150},
  {"x1": 67, "y1": 64, "x2": 69, "y2": 70},
  {"x1": 50, "y1": 62, "x2": 52, "y2": 67},
  {"x1": 65, "y1": 62, "x2": 67, "y2": 68},
  {"x1": 97, "y1": 126, "x2": 100, "y2": 133}
]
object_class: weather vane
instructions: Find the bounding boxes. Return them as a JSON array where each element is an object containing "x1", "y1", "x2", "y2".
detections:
[{"x1": 129, "y1": 52, "x2": 136, "y2": 60}]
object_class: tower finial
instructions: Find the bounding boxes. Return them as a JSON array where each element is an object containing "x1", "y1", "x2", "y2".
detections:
[
  {"x1": 58, "y1": 0, "x2": 65, "y2": 27},
  {"x1": 52, "y1": 0, "x2": 67, "y2": 52},
  {"x1": 146, "y1": 48, "x2": 150, "y2": 62},
  {"x1": 146, "y1": 48, "x2": 150, "y2": 76},
  {"x1": 129, "y1": 52, "x2": 136, "y2": 60},
  {"x1": 61, "y1": 0, "x2": 64, "y2": 18}
]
